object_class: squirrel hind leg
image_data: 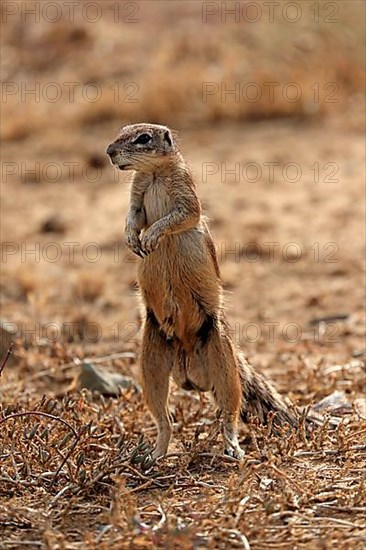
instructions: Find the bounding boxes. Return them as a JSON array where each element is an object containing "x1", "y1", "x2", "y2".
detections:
[
  {"x1": 196, "y1": 319, "x2": 245, "y2": 458},
  {"x1": 141, "y1": 310, "x2": 175, "y2": 461},
  {"x1": 222, "y1": 417, "x2": 245, "y2": 459}
]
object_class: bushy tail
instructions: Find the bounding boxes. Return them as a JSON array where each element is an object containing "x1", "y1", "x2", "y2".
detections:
[{"x1": 237, "y1": 353, "x2": 297, "y2": 431}]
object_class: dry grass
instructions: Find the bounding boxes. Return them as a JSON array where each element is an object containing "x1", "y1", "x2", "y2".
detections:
[
  {"x1": 1, "y1": 343, "x2": 366, "y2": 549},
  {"x1": 1, "y1": 0, "x2": 365, "y2": 140}
]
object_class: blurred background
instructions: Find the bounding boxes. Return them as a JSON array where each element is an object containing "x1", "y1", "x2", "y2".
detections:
[{"x1": 1, "y1": 0, "x2": 365, "y2": 384}]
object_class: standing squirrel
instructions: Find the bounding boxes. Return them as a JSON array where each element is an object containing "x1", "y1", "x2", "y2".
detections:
[{"x1": 107, "y1": 123, "x2": 295, "y2": 463}]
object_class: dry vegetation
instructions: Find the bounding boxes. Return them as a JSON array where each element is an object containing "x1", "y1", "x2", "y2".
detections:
[{"x1": 1, "y1": 1, "x2": 365, "y2": 548}]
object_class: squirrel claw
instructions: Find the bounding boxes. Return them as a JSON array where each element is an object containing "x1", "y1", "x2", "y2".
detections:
[
  {"x1": 224, "y1": 446, "x2": 245, "y2": 460},
  {"x1": 140, "y1": 451, "x2": 156, "y2": 471},
  {"x1": 129, "y1": 441, "x2": 156, "y2": 469}
]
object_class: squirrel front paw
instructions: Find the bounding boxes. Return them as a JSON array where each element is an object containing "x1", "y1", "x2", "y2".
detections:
[
  {"x1": 125, "y1": 227, "x2": 144, "y2": 258},
  {"x1": 140, "y1": 228, "x2": 162, "y2": 255}
]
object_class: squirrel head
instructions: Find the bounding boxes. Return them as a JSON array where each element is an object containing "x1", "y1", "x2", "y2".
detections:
[{"x1": 106, "y1": 123, "x2": 179, "y2": 172}]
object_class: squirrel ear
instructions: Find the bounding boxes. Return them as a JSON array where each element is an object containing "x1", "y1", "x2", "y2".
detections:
[{"x1": 164, "y1": 130, "x2": 172, "y2": 148}]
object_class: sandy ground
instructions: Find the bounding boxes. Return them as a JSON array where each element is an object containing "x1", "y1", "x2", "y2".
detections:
[{"x1": 2, "y1": 115, "x2": 365, "y2": 364}]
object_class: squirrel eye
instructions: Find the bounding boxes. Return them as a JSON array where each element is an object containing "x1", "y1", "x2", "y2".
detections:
[{"x1": 133, "y1": 133, "x2": 152, "y2": 145}]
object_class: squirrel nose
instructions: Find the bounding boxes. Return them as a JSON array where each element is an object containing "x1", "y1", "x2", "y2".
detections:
[{"x1": 106, "y1": 143, "x2": 117, "y2": 157}]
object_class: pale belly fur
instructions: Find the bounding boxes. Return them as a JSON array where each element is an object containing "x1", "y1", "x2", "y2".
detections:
[{"x1": 137, "y1": 182, "x2": 221, "y2": 345}]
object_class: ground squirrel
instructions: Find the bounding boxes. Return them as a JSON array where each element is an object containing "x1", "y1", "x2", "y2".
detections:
[{"x1": 106, "y1": 123, "x2": 295, "y2": 463}]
